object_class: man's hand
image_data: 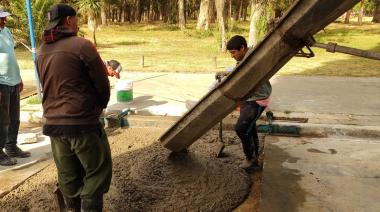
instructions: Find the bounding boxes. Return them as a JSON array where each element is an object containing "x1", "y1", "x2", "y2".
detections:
[
  {"x1": 214, "y1": 71, "x2": 229, "y2": 80},
  {"x1": 19, "y1": 81, "x2": 23, "y2": 93}
]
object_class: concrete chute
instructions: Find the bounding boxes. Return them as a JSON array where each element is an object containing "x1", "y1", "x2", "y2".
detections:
[{"x1": 159, "y1": 0, "x2": 361, "y2": 152}]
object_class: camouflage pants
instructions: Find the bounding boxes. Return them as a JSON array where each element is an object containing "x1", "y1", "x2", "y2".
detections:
[
  {"x1": 50, "y1": 127, "x2": 112, "y2": 199},
  {"x1": 0, "y1": 84, "x2": 20, "y2": 149}
]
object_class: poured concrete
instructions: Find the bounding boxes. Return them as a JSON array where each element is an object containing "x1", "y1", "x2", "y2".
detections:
[{"x1": 261, "y1": 136, "x2": 380, "y2": 212}]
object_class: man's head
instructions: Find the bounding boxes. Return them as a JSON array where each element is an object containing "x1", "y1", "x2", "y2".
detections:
[
  {"x1": 0, "y1": 9, "x2": 11, "y2": 29},
  {"x1": 227, "y1": 35, "x2": 248, "y2": 62},
  {"x1": 106, "y1": 60, "x2": 122, "y2": 79},
  {"x1": 46, "y1": 4, "x2": 78, "y2": 33}
]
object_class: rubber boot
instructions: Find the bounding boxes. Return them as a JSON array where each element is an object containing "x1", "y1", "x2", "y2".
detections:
[
  {"x1": 81, "y1": 196, "x2": 103, "y2": 212},
  {"x1": 64, "y1": 196, "x2": 81, "y2": 212}
]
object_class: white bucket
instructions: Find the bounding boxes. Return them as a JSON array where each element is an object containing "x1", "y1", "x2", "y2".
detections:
[{"x1": 115, "y1": 80, "x2": 133, "y2": 102}]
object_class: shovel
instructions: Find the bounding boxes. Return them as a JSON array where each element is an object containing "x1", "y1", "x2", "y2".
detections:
[
  {"x1": 215, "y1": 76, "x2": 225, "y2": 158},
  {"x1": 215, "y1": 120, "x2": 225, "y2": 157}
]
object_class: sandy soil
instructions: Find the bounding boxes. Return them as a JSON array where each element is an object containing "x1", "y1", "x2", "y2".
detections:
[{"x1": 0, "y1": 127, "x2": 255, "y2": 212}]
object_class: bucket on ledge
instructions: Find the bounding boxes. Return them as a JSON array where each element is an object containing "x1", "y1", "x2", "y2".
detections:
[{"x1": 115, "y1": 80, "x2": 133, "y2": 102}]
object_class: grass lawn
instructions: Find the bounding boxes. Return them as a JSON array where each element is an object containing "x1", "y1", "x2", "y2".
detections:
[{"x1": 16, "y1": 17, "x2": 380, "y2": 77}]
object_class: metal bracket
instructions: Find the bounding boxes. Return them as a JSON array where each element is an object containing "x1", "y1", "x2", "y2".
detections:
[
  {"x1": 295, "y1": 45, "x2": 315, "y2": 58},
  {"x1": 294, "y1": 35, "x2": 316, "y2": 58},
  {"x1": 282, "y1": 32, "x2": 316, "y2": 58}
]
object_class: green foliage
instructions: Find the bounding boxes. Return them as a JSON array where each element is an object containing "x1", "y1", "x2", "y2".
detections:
[
  {"x1": 228, "y1": 21, "x2": 245, "y2": 34},
  {"x1": 142, "y1": 23, "x2": 180, "y2": 31},
  {"x1": 183, "y1": 29, "x2": 215, "y2": 39},
  {"x1": 75, "y1": 0, "x2": 102, "y2": 18},
  {"x1": 26, "y1": 96, "x2": 42, "y2": 104},
  {"x1": 7, "y1": 0, "x2": 58, "y2": 45},
  {"x1": 353, "y1": 0, "x2": 376, "y2": 14}
]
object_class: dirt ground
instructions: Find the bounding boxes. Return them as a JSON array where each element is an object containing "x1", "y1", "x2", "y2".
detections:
[{"x1": 0, "y1": 127, "x2": 258, "y2": 212}]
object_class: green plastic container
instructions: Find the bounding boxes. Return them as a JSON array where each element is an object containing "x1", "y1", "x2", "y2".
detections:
[
  {"x1": 117, "y1": 89, "x2": 133, "y2": 102},
  {"x1": 115, "y1": 80, "x2": 133, "y2": 102}
]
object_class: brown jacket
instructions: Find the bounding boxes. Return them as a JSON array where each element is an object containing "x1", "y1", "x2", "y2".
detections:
[{"x1": 36, "y1": 36, "x2": 110, "y2": 125}]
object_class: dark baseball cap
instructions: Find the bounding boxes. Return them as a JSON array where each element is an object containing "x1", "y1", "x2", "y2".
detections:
[{"x1": 46, "y1": 4, "x2": 76, "y2": 30}]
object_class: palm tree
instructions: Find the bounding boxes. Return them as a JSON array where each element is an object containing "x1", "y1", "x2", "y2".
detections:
[
  {"x1": 8, "y1": 0, "x2": 57, "y2": 45},
  {"x1": 76, "y1": 0, "x2": 102, "y2": 46}
]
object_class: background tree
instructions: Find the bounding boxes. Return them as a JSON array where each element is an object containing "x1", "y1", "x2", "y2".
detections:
[
  {"x1": 215, "y1": 0, "x2": 227, "y2": 52},
  {"x1": 358, "y1": 0, "x2": 364, "y2": 25},
  {"x1": 8, "y1": 0, "x2": 58, "y2": 45},
  {"x1": 178, "y1": 0, "x2": 186, "y2": 29},
  {"x1": 248, "y1": 0, "x2": 263, "y2": 47},
  {"x1": 196, "y1": 0, "x2": 210, "y2": 30},
  {"x1": 76, "y1": 0, "x2": 102, "y2": 46},
  {"x1": 372, "y1": 0, "x2": 380, "y2": 22},
  {"x1": 344, "y1": 10, "x2": 352, "y2": 24}
]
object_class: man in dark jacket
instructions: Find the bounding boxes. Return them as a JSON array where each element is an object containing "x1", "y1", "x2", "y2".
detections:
[
  {"x1": 36, "y1": 4, "x2": 112, "y2": 211},
  {"x1": 217, "y1": 35, "x2": 272, "y2": 170}
]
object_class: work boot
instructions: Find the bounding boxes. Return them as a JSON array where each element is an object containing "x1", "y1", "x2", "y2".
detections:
[
  {"x1": 81, "y1": 196, "x2": 103, "y2": 212},
  {"x1": 0, "y1": 150, "x2": 17, "y2": 166},
  {"x1": 5, "y1": 144, "x2": 31, "y2": 158},
  {"x1": 64, "y1": 196, "x2": 81, "y2": 212},
  {"x1": 239, "y1": 158, "x2": 260, "y2": 170}
]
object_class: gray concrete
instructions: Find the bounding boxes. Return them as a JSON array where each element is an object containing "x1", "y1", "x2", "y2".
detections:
[
  {"x1": 261, "y1": 136, "x2": 380, "y2": 212},
  {"x1": 0, "y1": 126, "x2": 51, "y2": 198},
  {"x1": 107, "y1": 73, "x2": 380, "y2": 120},
  {"x1": 22, "y1": 72, "x2": 380, "y2": 122},
  {"x1": 270, "y1": 76, "x2": 380, "y2": 116}
]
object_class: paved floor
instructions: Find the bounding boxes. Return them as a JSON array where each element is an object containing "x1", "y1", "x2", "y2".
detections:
[
  {"x1": 21, "y1": 70, "x2": 380, "y2": 117},
  {"x1": 105, "y1": 73, "x2": 380, "y2": 121},
  {"x1": 261, "y1": 136, "x2": 380, "y2": 212}
]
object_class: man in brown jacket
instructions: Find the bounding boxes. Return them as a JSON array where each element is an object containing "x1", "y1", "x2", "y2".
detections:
[{"x1": 36, "y1": 4, "x2": 112, "y2": 212}]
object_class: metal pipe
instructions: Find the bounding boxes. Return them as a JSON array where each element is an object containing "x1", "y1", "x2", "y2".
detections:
[
  {"x1": 314, "y1": 42, "x2": 380, "y2": 61},
  {"x1": 26, "y1": 0, "x2": 42, "y2": 99}
]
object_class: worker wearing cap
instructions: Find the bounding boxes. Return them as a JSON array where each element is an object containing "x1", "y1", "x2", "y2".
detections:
[
  {"x1": 218, "y1": 35, "x2": 272, "y2": 170},
  {"x1": 36, "y1": 4, "x2": 112, "y2": 211},
  {"x1": 0, "y1": 8, "x2": 31, "y2": 166},
  {"x1": 104, "y1": 59, "x2": 122, "y2": 79}
]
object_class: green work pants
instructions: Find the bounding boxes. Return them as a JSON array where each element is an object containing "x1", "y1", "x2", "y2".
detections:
[{"x1": 50, "y1": 127, "x2": 112, "y2": 199}]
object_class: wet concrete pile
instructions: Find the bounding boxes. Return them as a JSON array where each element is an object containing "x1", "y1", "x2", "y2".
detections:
[{"x1": 0, "y1": 128, "x2": 252, "y2": 211}]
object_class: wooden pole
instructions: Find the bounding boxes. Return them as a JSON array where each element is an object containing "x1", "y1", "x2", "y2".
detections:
[
  {"x1": 213, "y1": 56, "x2": 217, "y2": 68},
  {"x1": 140, "y1": 55, "x2": 145, "y2": 68}
]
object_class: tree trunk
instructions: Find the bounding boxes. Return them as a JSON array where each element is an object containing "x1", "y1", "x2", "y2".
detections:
[
  {"x1": 93, "y1": 27, "x2": 97, "y2": 46},
  {"x1": 178, "y1": 0, "x2": 186, "y2": 29},
  {"x1": 358, "y1": 0, "x2": 364, "y2": 25},
  {"x1": 248, "y1": 1, "x2": 261, "y2": 47},
  {"x1": 89, "y1": 16, "x2": 97, "y2": 46},
  {"x1": 344, "y1": 10, "x2": 351, "y2": 24},
  {"x1": 197, "y1": 0, "x2": 210, "y2": 30},
  {"x1": 228, "y1": 0, "x2": 232, "y2": 20},
  {"x1": 209, "y1": 0, "x2": 216, "y2": 24},
  {"x1": 215, "y1": 0, "x2": 227, "y2": 52},
  {"x1": 87, "y1": 14, "x2": 95, "y2": 31},
  {"x1": 121, "y1": 6, "x2": 125, "y2": 23},
  {"x1": 101, "y1": 7, "x2": 107, "y2": 26},
  {"x1": 238, "y1": 0, "x2": 243, "y2": 20},
  {"x1": 373, "y1": 0, "x2": 380, "y2": 23},
  {"x1": 233, "y1": 0, "x2": 240, "y2": 20},
  {"x1": 242, "y1": 1, "x2": 248, "y2": 21}
]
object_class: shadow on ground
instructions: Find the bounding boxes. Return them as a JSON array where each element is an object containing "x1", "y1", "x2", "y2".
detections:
[{"x1": 260, "y1": 137, "x2": 307, "y2": 212}]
